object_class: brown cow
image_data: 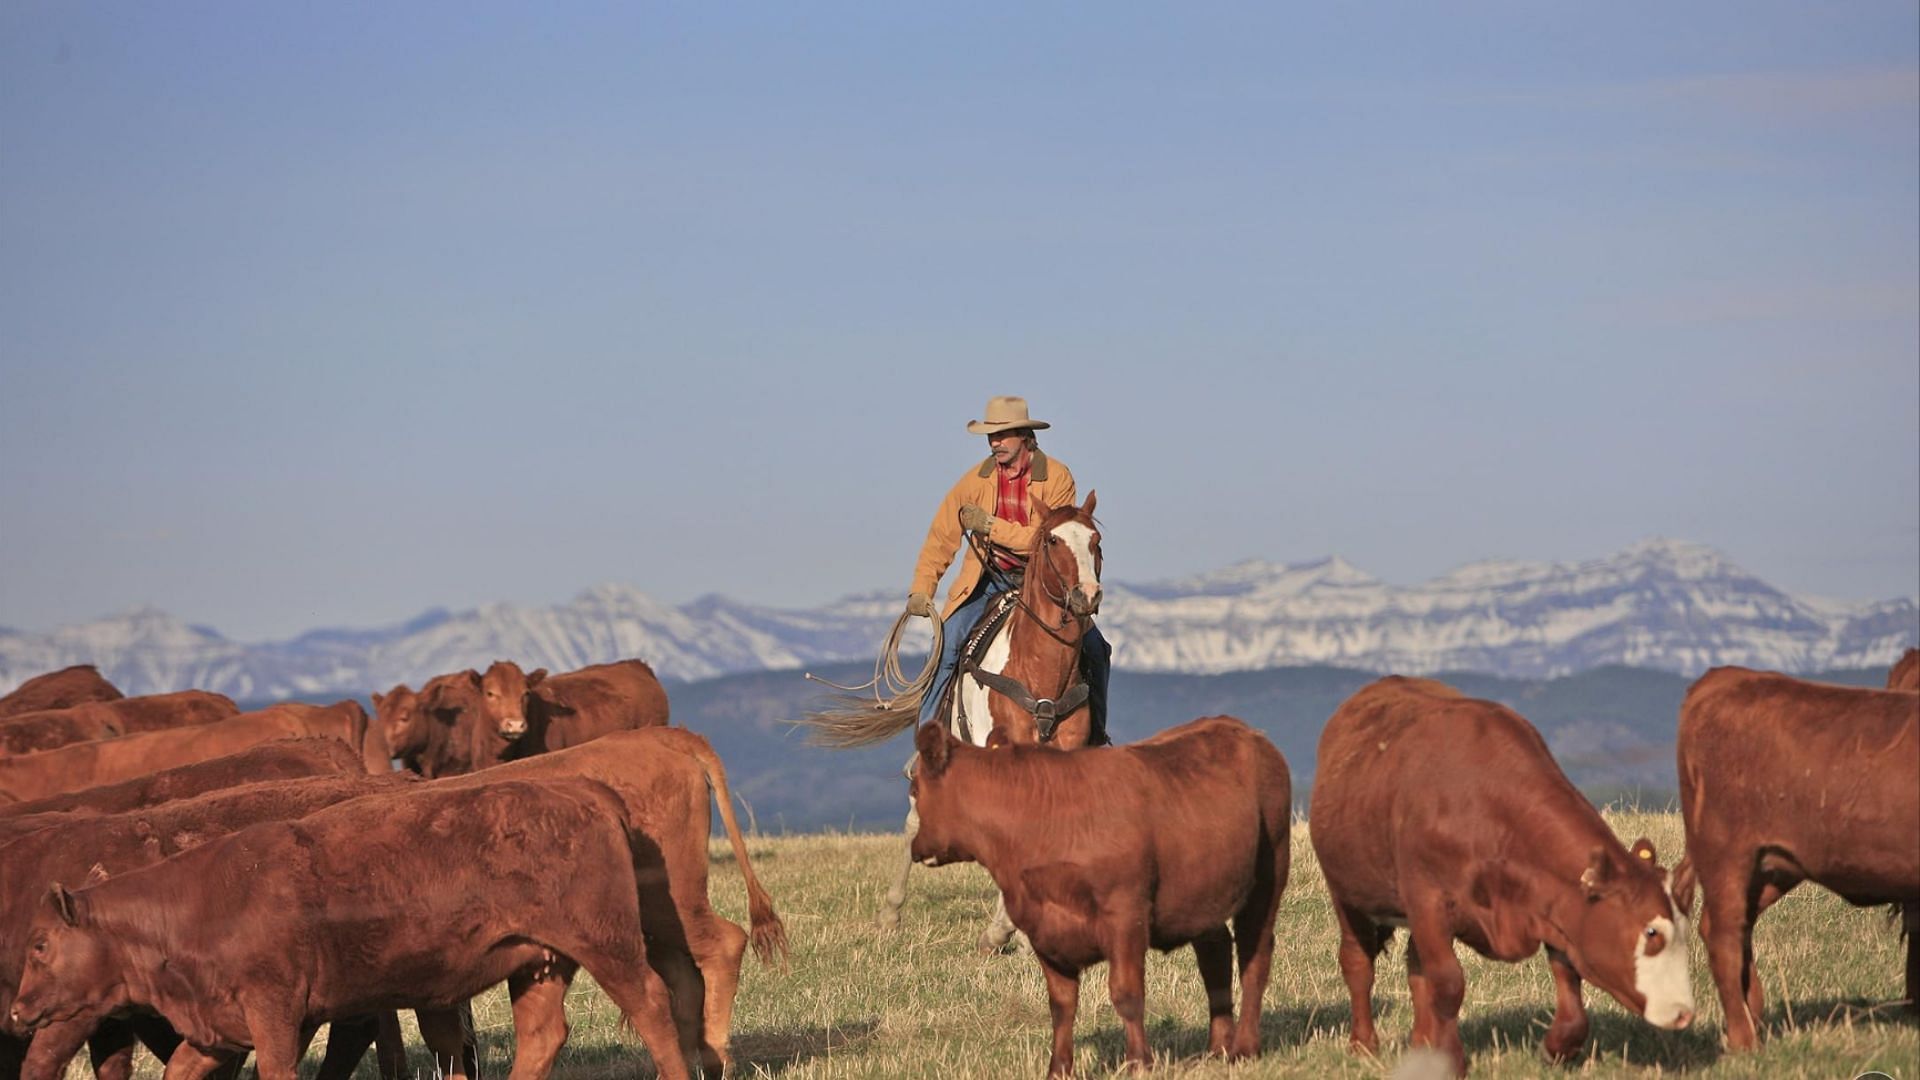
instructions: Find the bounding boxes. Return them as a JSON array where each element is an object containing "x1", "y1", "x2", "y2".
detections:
[
  {"x1": 9, "y1": 778, "x2": 690, "y2": 1080},
  {"x1": 412, "y1": 659, "x2": 669, "y2": 776},
  {"x1": 1311, "y1": 677, "x2": 1695, "y2": 1076},
  {"x1": 0, "y1": 712, "x2": 124, "y2": 758},
  {"x1": 480, "y1": 658, "x2": 669, "y2": 745},
  {"x1": 432, "y1": 726, "x2": 784, "y2": 1077},
  {"x1": 0, "y1": 738, "x2": 363, "y2": 823},
  {"x1": 0, "y1": 690, "x2": 239, "y2": 758},
  {"x1": 908, "y1": 716, "x2": 1291, "y2": 1078},
  {"x1": 1676, "y1": 666, "x2": 1920, "y2": 1050},
  {"x1": 1889, "y1": 647, "x2": 1920, "y2": 691},
  {"x1": 370, "y1": 683, "x2": 424, "y2": 766},
  {"x1": 0, "y1": 702, "x2": 390, "y2": 804},
  {"x1": 0, "y1": 669, "x2": 121, "y2": 720},
  {"x1": 0, "y1": 773, "x2": 414, "y2": 1080}
]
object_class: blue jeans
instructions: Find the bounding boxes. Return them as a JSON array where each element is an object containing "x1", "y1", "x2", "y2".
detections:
[{"x1": 919, "y1": 579, "x2": 1113, "y2": 745}]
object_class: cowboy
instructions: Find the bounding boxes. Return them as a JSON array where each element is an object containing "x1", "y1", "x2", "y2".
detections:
[{"x1": 905, "y1": 395, "x2": 1112, "y2": 745}]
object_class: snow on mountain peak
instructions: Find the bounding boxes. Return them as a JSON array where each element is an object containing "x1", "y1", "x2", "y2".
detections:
[{"x1": 2, "y1": 540, "x2": 1913, "y2": 697}]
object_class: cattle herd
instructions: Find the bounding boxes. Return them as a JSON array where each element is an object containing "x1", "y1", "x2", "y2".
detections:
[{"x1": 0, "y1": 649, "x2": 1914, "y2": 1079}]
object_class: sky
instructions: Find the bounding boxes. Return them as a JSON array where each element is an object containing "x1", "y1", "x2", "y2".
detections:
[{"x1": 2, "y1": 4, "x2": 1916, "y2": 643}]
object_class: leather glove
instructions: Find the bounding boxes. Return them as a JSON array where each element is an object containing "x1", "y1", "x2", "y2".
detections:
[
  {"x1": 959, "y1": 504, "x2": 994, "y2": 534},
  {"x1": 905, "y1": 592, "x2": 934, "y2": 618}
]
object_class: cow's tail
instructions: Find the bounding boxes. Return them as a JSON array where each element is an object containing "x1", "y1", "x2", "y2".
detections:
[{"x1": 668, "y1": 730, "x2": 790, "y2": 969}]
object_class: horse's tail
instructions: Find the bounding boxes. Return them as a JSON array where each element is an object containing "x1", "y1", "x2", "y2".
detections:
[{"x1": 794, "y1": 692, "x2": 925, "y2": 748}]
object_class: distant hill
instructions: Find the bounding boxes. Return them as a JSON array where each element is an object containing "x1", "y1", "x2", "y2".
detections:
[{"x1": 6, "y1": 537, "x2": 1914, "y2": 698}]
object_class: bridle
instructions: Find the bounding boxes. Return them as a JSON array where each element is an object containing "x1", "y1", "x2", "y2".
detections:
[{"x1": 960, "y1": 511, "x2": 1098, "y2": 742}]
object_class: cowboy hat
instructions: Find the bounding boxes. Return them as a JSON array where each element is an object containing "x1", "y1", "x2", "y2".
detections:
[{"x1": 966, "y1": 395, "x2": 1051, "y2": 435}]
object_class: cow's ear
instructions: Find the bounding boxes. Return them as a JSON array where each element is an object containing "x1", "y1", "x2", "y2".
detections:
[
  {"x1": 1629, "y1": 837, "x2": 1658, "y2": 867},
  {"x1": 1670, "y1": 856, "x2": 1698, "y2": 914},
  {"x1": 465, "y1": 669, "x2": 483, "y2": 688},
  {"x1": 984, "y1": 727, "x2": 1011, "y2": 750},
  {"x1": 1579, "y1": 847, "x2": 1614, "y2": 900},
  {"x1": 370, "y1": 692, "x2": 385, "y2": 708},
  {"x1": 1081, "y1": 489, "x2": 1097, "y2": 518},
  {"x1": 526, "y1": 669, "x2": 548, "y2": 688},
  {"x1": 49, "y1": 884, "x2": 80, "y2": 927},
  {"x1": 915, "y1": 722, "x2": 952, "y2": 777}
]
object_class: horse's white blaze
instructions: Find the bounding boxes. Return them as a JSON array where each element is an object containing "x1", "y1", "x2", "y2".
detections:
[
  {"x1": 1052, "y1": 521, "x2": 1101, "y2": 604},
  {"x1": 955, "y1": 625, "x2": 1012, "y2": 746},
  {"x1": 1634, "y1": 912, "x2": 1694, "y2": 1027}
]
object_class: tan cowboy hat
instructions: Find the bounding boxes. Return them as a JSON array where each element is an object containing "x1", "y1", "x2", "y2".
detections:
[{"x1": 966, "y1": 395, "x2": 1051, "y2": 435}]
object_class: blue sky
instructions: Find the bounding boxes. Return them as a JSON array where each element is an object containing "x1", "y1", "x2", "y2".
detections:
[{"x1": 3, "y1": 4, "x2": 1915, "y2": 641}]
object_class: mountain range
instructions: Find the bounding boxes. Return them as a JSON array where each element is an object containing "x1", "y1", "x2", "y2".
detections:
[{"x1": 2, "y1": 538, "x2": 1913, "y2": 698}]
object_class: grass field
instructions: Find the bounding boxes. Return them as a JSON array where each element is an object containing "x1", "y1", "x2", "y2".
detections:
[{"x1": 94, "y1": 812, "x2": 1919, "y2": 1080}]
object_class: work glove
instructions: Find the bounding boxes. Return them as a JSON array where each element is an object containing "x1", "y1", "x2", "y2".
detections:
[
  {"x1": 905, "y1": 592, "x2": 934, "y2": 618},
  {"x1": 959, "y1": 504, "x2": 994, "y2": 534}
]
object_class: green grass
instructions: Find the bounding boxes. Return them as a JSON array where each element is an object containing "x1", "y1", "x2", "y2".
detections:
[{"x1": 90, "y1": 812, "x2": 1917, "y2": 1079}]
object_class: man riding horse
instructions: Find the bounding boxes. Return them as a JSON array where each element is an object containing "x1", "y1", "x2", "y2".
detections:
[{"x1": 906, "y1": 395, "x2": 1111, "y2": 745}]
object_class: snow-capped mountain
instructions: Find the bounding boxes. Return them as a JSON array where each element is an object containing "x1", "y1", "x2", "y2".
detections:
[{"x1": 2, "y1": 539, "x2": 1912, "y2": 698}]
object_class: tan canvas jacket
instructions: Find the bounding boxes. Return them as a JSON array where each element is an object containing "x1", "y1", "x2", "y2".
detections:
[{"x1": 910, "y1": 450, "x2": 1078, "y2": 621}]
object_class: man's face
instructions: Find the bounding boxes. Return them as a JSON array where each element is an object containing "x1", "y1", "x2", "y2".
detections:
[{"x1": 987, "y1": 428, "x2": 1030, "y2": 467}]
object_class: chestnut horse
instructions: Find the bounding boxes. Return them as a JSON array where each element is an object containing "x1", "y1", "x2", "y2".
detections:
[{"x1": 800, "y1": 493, "x2": 1105, "y2": 947}]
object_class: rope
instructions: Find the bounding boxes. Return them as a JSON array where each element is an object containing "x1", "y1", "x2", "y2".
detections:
[{"x1": 804, "y1": 608, "x2": 944, "y2": 712}]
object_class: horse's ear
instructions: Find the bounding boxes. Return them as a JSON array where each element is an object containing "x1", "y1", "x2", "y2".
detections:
[
  {"x1": 1081, "y1": 490, "x2": 1096, "y2": 518},
  {"x1": 915, "y1": 722, "x2": 953, "y2": 776}
]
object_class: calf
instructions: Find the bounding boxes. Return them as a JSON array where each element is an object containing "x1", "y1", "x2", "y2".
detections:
[
  {"x1": 0, "y1": 773, "x2": 413, "y2": 1080},
  {"x1": 479, "y1": 658, "x2": 669, "y2": 745},
  {"x1": 908, "y1": 716, "x2": 1290, "y2": 1078},
  {"x1": 9, "y1": 778, "x2": 689, "y2": 1080},
  {"x1": 0, "y1": 701, "x2": 390, "y2": 804},
  {"x1": 0, "y1": 669, "x2": 122, "y2": 720},
  {"x1": 1310, "y1": 677, "x2": 1695, "y2": 1076},
  {"x1": 1676, "y1": 666, "x2": 1919, "y2": 1050}
]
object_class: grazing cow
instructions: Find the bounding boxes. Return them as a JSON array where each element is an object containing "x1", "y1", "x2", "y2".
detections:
[
  {"x1": 908, "y1": 717, "x2": 1291, "y2": 1078},
  {"x1": 0, "y1": 691, "x2": 239, "y2": 758},
  {"x1": 0, "y1": 701, "x2": 390, "y2": 804},
  {"x1": 434, "y1": 727, "x2": 784, "y2": 1078},
  {"x1": 1890, "y1": 647, "x2": 1920, "y2": 691},
  {"x1": 8, "y1": 778, "x2": 690, "y2": 1080},
  {"x1": 0, "y1": 773, "x2": 414, "y2": 1080},
  {"x1": 0, "y1": 712, "x2": 124, "y2": 758},
  {"x1": 1311, "y1": 677, "x2": 1695, "y2": 1076},
  {"x1": 0, "y1": 669, "x2": 122, "y2": 720},
  {"x1": 1675, "y1": 666, "x2": 1920, "y2": 1050}
]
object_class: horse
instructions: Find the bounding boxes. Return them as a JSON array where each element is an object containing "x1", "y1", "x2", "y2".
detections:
[{"x1": 799, "y1": 492, "x2": 1105, "y2": 949}]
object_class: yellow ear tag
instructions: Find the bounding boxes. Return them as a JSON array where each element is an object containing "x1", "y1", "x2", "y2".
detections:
[{"x1": 1637, "y1": 849, "x2": 1653, "y2": 860}]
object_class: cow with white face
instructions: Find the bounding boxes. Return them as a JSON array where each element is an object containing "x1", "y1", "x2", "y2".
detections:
[{"x1": 1310, "y1": 676, "x2": 1695, "y2": 1076}]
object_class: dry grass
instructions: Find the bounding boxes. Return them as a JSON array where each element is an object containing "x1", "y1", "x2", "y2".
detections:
[{"x1": 85, "y1": 811, "x2": 1916, "y2": 1079}]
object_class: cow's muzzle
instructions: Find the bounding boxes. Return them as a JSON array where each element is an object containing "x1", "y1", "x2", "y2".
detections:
[{"x1": 497, "y1": 717, "x2": 528, "y2": 741}]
